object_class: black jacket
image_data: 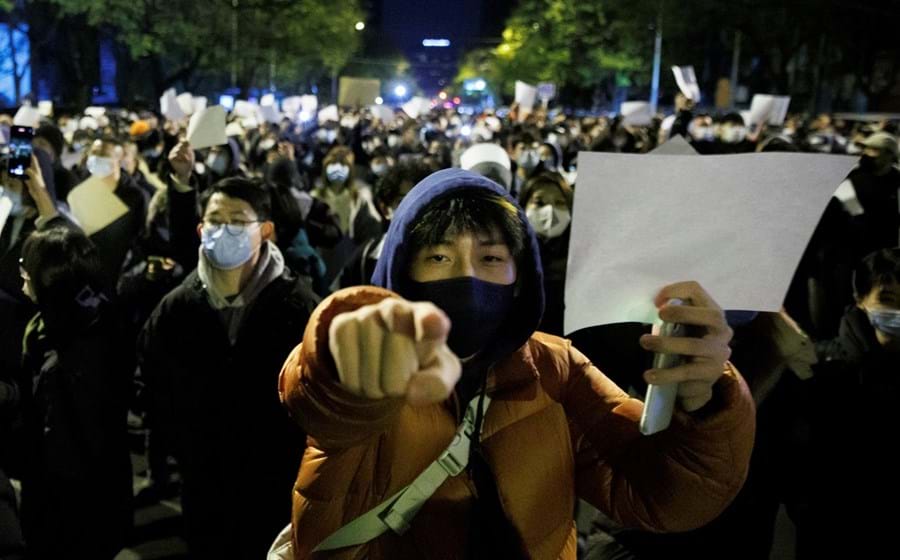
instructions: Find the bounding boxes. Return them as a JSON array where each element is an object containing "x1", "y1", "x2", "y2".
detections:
[
  {"x1": 848, "y1": 166, "x2": 900, "y2": 253},
  {"x1": 19, "y1": 302, "x2": 134, "y2": 559},
  {"x1": 138, "y1": 268, "x2": 318, "y2": 559},
  {"x1": 806, "y1": 306, "x2": 900, "y2": 555},
  {"x1": 88, "y1": 174, "x2": 148, "y2": 288}
]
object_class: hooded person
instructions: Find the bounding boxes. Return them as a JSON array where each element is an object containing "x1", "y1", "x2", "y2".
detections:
[{"x1": 276, "y1": 169, "x2": 755, "y2": 559}]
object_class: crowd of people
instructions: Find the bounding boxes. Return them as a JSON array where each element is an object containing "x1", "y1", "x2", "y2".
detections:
[{"x1": 0, "y1": 91, "x2": 897, "y2": 559}]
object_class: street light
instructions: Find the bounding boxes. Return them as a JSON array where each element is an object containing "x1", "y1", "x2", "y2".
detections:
[
  {"x1": 375, "y1": 96, "x2": 384, "y2": 105},
  {"x1": 355, "y1": 21, "x2": 365, "y2": 31},
  {"x1": 394, "y1": 84, "x2": 408, "y2": 98}
]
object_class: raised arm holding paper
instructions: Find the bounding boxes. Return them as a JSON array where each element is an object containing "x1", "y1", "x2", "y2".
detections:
[{"x1": 275, "y1": 169, "x2": 756, "y2": 559}]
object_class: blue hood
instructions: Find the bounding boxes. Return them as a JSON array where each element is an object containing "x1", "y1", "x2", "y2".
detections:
[{"x1": 372, "y1": 168, "x2": 545, "y2": 363}]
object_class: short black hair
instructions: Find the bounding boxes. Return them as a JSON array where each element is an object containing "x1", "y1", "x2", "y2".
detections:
[
  {"x1": 199, "y1": 176, "x2": 272, "y2": 220},
  {"x1": 35, "y1": 124, "x2": 65, "y2": 158},
  {"x1": 519, "y1": 171, "x2": 573, "y2": 209},
  {"x1": 854, "y1": 247, "x2": 900, "y2": 300},
  {"x1": 718, "y1": 112, "x2": 746, "y2": 127},
  {"x1": 758, "y1": 136, "x2": 799, "y2": 153},
  {"x1": 375, "y1": 159, "x2": 435, "y2": 208},
  {"x1": 21, "y1": 226, "x2": 107, "y2": 331},
  {"x1": 408, "y1": 190, "x2": 527, "y2": 262}
]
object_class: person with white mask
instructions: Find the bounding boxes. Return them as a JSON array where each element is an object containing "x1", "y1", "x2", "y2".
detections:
[
  {"x1": 511, "y1": 132, "x2": 543, "y2": 192},
  {"x1": 312, "y1": 146, "x2": 381, "y2": 244},
  {"x1": 138, "y1": 177, "x2": 319, "y2": 559},
  {"x1": 519, "y1": 171, "x2": 573, "y2": 335},
  {"x1": 79, "y1": 138, "x2": 147, "y2": 288},
  {"x1": 803, "y1": 247, "x2": 900, "y2": 556}
]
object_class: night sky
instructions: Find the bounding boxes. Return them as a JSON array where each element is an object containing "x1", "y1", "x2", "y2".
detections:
[{"x1": 376, "y1": 0, "x2": 517, "y2": 93}]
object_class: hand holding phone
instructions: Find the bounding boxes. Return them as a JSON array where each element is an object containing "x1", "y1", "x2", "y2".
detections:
[
  {"x1": 637, "y1": 282, "x2": 734, "y2": 436},
  {"x1": 640, "y1": 298, "x2": 686, "y2": 435}
]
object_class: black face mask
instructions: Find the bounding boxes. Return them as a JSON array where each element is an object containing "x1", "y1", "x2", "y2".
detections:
[{"x1": 407, "y1": 276, "x2": 515, "y2": 358}]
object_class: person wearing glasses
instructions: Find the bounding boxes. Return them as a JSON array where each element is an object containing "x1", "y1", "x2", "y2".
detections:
[{"x1": 138, "y1": 177, "x2": 319, "y2": 559}]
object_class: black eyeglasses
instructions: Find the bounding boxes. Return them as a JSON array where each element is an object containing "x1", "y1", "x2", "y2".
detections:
[{"x1": 202, "y1": 220, "x2": 261, "y2": 235}]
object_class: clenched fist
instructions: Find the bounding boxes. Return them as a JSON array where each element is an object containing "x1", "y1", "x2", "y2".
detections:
[{"x1": 328, "y1": 298, "x2": 462, "y2": 406}]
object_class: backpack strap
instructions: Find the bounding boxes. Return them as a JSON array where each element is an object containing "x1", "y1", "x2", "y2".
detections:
[{"x1": 313, "y1": 393, "x2": 492, "y2": 552}]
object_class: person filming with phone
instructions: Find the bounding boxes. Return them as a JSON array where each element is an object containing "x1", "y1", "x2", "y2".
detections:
[
  {"x1": 274, "y1": 169, "x2": 755, "y2": 559},
  {"x1": 2, "y1": 152, "x2": 70, "y2": 448}
]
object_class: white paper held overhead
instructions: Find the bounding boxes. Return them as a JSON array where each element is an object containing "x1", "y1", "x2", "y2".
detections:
[
  {"x1": 282, "y1": 96, "x2": 303, "y2": 116},
  {"x1": 13, "y1": 105, "x2": 41, "y2": 128},
  {"x1": 84, "y1": 106, "x2": 107, "y2": 118},
  {"x1": 187, "y1": 105, "x2": 228, "y2": 150},
  {"x1": 67, "y1": 176, "x2": 130, "y2": 236},
  {"x1": 233, "y1": 100, "x2": 257, "y2": 118},
  {"x1": 318, "y1": 104, "x2": 339, "y2": 124},
  {"x1": 370, "y1": 104, "x2": 394, "y2": 123},
  {"x1": 160, "y1": 89, "x2": 186, "y2": 121},
  {"x1": 747, "y1": 94, "x2": 791, "y2": 127},
  {"x1": 620, "y1": 101, "x2": 653, "y2": 126},
  {"x1": 401, "y1": 97, "x2": 431, "y2": 119},
  {"x1": 671, "y1": 66, "x2": 701, "y2": 102},
  {"x1": 259, "y1": 104, "x2": 282, "y2": 124},
  {"x1": 515, "y1": 81, "x2": 537, "y2": 111},
  {"x1": 564, "y1": 152, "x2": 858, "y2": 333},
  {"x1": 38, "y1": 101, "x2": 54, "y2": 117},
  {"x1": 176, "y1": 93, "x2": 196, "y2": 116},
  {"x1": 192, "y1": 96, "x2": 208, "y2": 114},
  {"x1": 301, "y1": 95, "x2": 318, "y2": 114}
]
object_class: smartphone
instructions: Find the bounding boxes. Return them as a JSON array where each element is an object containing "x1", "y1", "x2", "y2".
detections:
[
  {"x1": 8, "y1": 125, "x2": 34, "y2": 177},
  {"x1": 639, "y1": 298, "x2": 687, "y2": 436}
]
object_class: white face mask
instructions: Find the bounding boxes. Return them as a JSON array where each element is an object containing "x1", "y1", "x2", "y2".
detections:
[
  {"x1": 87, "y1": 155, "x2": 115, "y2": 178},
  {"x1": 690, "y1": 124, "x2": 714, "y2": 142},
  {"x1": 326, "y1": 163, "x2": 350, "y2": 184},
  {"x1": 720, "y1": 126, "x2": 747, "y2": 144},
  {"x1": 526, "y1": 204, "x2": 571, "y2": 239},
  {"x1": 371, "y1": 162, "x2": 388, "y2": 176}
]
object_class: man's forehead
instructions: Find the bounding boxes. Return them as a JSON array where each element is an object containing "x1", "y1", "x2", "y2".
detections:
[{"x1": 206, "y1": 194, "x2": 255, "y2": 215}]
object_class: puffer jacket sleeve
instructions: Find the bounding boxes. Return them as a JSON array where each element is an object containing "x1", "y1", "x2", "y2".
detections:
[
  {"x1": 278, "y1": 286, "x2": 408, "y2": 449},
  {"x1": 561, "y1": 341, "x2": 755, "y2": 533}
]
